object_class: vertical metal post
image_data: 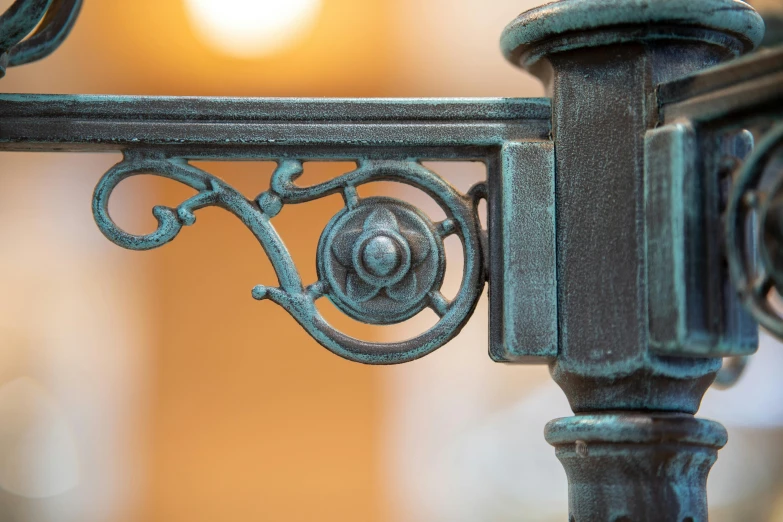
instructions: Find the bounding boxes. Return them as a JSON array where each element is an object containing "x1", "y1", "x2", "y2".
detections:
[{"x1": 501, "y1": 1, "x2": 764, "y2": 520}]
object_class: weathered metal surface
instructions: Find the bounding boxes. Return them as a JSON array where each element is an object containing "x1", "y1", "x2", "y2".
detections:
[
  {"x1": 726, "y1": 124, "x2": 783, "y2": 338},
  {"x1": 93, "y1": 153, "x2": 488, "y2": 364},
  {"x1": 489, "y1": 140, "x2": 557, "y2": 362},
  {"x1": 8, "y1": 0, "x2": 82, "y2": 67},
  {"x1": 502, "y1": 0, "x2": 765, "y2": 519},
  {"x1": 658, "y1": 45, "x2": 783, "y2": 347},
  {"x1": 645, "y1": 123, "x2": 757, "y2": 357},
  {"x1": 0, "y1": 0, "x2": 52, "y2": 53},
  {"x1": 0, "y1": 95, "x2": 553, "y2": 365},
  {"x1": 0, "y1": 95, "x2": 553, "y2": 363},
  {"x1": 0, "y1": 95, "x2": 551, "y2": 153},
  {"x1": 655, "y1": 45, "x2": 783, "y2": 399},
  {"x1": 0, "y1": 0, "x2": 81, "y2": 78},
  {"x1": 712, "y1": 356, "x2": 750, "y2": 389},
  {"x1": 501, "y1": 0, "x2": 764, "y2": 72},
  {"x1": 546, "y1": 413, "x2": 727, "y2": 522},
  {"x1": 659, "y1": 47, "x2": 783, "y2": 124},
  {"x1": 504, "y1": 12, "x2": 743, "y2": 412},
  {"x1": 317, "y1": 198, "x2": 447, "y2": 325}
]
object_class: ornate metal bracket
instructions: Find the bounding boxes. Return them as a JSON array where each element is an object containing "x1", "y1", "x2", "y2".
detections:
[
  {"x1": 2, "y1": 0, "x2": 782, "y2": 520},
  {"x1": 94, "y1": 153, "x2": 488, "y2": 364},
  {"x1": 0, "y1": 94, "x2": 553, "y2": 364}
]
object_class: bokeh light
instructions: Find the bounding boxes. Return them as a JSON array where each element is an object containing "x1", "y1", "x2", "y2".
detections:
[{"x1": 183, "y1": 0, "x2": 322, "y2": 58}]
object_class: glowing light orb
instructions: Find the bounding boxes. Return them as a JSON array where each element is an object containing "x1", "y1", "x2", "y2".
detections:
[{"x1": 183, "y1": 0, "x2": 322, "y2": 58}]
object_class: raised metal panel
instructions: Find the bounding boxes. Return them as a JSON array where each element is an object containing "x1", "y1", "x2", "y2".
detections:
[
  {"x1": 645, "y1": 123, "x2": 757, "y2": 357},
  {"x1": 489, "y1": 140, "x2": 557, "y2": 362}
]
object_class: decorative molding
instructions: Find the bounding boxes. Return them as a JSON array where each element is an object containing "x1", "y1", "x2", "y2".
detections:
[{"x1": 93, "y1": 152, "x2": 487, "y2": 364}]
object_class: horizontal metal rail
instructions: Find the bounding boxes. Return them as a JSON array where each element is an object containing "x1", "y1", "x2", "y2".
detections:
[{"x1": 0, "y1": 95, "x2": 552, "y2": 156}]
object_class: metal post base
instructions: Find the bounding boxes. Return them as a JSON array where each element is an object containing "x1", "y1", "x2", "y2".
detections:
[{"x1": 546, "y1": 414, "x2": 728, "y2": 522}]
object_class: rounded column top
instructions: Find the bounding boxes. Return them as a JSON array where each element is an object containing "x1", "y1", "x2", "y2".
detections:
[{"x1": 501, "y1": 0, "x2": 765, "y2": 69}]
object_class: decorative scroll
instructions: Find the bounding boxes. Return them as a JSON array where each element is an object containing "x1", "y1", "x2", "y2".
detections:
[
  {"x1": 93, "y1": 151, "x2": 487, "y2": 364},
  {"x1": 726, "y1": 123, "x2": 783, "y2": 340},
  {"x1": 0, "y1": 0, "x2": 82, "y2": 78},
  {"x1": 713, "y1": 356, "x2": 749, "y2": 389}
]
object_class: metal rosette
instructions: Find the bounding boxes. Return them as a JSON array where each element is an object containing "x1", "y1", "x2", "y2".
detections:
[
  {"x1": 267, "y1": 159, "x2": 487, "y2": 364},
  {"x1": 726, "y1": 124, "x2": 783, "y2": 339},
  {"x1": 317, "y1": 198, "x2": 446, "y2": 325}
]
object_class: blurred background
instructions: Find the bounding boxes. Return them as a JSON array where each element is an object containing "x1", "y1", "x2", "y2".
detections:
[{"x1": 2, "y1": 0, "x2": 783, "y2": 521}]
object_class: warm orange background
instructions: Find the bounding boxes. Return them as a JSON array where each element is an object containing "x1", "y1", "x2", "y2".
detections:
[
  {"x1": 3, "y1": 1, "x2": 400, "y2": 520},
  {"x1": 2, "y1": 0, "x2": 538, "y2": 519}
]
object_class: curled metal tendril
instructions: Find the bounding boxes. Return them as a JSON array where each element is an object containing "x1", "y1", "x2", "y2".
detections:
[
  {"x1": 0, "y1": 0, "x2": 82, "y2": 78},
  {"x1": 93, "y1": 152, "x2": 487, "y2": 364},
  {"x1": 726, "y1": 123, "x2": 783, "y2": 341},
  {"x1": 713, "y1": 356, "x2": 749, "y2": 390}
]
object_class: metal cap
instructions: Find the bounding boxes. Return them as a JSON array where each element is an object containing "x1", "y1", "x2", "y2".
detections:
[{"x1": 501, "y1": 0, "x2": 766, "y2": 69}]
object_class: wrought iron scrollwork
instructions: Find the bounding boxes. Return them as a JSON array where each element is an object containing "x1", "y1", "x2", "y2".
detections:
[
  {"x1": 0, "y1": 0, "x2": 82, "y2": 78},
  {"x1": 93, "y1": 151, "x2": 487, "y2": 364},
  {"x1": 726, "y1": 124, "x2": 783, "y2": 339},
  {"x1": 713, "y1": 356, "x2": 750, "y2": 389}
]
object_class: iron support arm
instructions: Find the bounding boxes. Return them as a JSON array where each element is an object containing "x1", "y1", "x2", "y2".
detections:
[{"x1": 0, "y1": 95, "x2": 554, "y2": 364}]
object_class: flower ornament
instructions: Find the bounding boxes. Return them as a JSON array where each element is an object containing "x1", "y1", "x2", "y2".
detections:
[
  {"x1": 336, "y1": 207, "x2": 426, "y2": 302},
  {"x1": 317, "y1": 197, "x2": 445, "y2": 324}
]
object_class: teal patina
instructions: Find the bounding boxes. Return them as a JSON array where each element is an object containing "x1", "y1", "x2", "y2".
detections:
[
  {"x1": 318, "y1": 199, "x2": 446, "y2": 324},
  {"x1": 726, "y1": 123, "x2": 783, "y2": 338},
  {"x1": 501, "y1": 0, "x2": 765, "y2": 67},
  {"x1": 92, "y1": 153, "x2": 487, "y2": 365},
  {"x1": 0, "y1": 0, "x2": 81, "y2": 78}
]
